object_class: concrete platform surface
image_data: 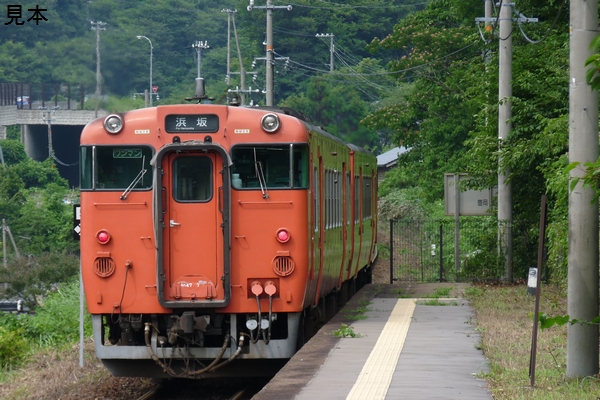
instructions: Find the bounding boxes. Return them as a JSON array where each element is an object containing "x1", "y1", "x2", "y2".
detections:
[{"x1": 253, "y1": 284, "x2": 491, "y2": 400}]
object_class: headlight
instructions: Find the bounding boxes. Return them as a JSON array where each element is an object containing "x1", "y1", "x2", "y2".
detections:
[
  {"x1": 104, "y1": 114, "x2": 124, "y2": 134},
  {"x1": 261, "y1": 113, "x2": 280, "y2": 133}
]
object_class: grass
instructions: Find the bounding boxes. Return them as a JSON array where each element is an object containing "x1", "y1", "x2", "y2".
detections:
[
  {"x1": 417, "y1": 287, "x2": 458, "y2": 305},
  {"x1": 332, "y1": 324, "x2": 363, "y2": 338},
  {"x1": 466, "y1": 283, "x2": 600, "y2": 399},
  {"x1": 419, "y1": 298, "x2": 458, "y2": 306},
  {"x1": 341, "y1": 297, "x2": 371, "y2": 320}
]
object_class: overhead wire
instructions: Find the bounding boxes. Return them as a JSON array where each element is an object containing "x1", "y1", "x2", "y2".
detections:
[
  {"x1": 274, "y1": 0, "x2": 429, "y2": 10},
  {"x1": 515, "y1": 0, "x2": 567, "y2": 44}
]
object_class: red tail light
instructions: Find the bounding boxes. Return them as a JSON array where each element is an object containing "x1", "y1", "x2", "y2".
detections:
[
  {"x1": 96, "y1": 230, "x2": 111, "y2": 244},
  {"x1": 276, "y1": 228, "x2": 290, "y2": 243}
]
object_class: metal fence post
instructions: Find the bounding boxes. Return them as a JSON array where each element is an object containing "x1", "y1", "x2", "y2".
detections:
[
  {"x1": 439, "y1": 223, "x2": 443, "y2": 282},
  {"x1": 389, "y1": 219, "x2": 394, "y2": 284}
]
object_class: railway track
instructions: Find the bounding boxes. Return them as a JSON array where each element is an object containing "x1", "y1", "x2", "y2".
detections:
[
  {"x1": 133, "y1": 377, "x2": 272, "y2": 400},
  {"x1": 136, "y1": 384, "x2": 161, "y2": 400}
]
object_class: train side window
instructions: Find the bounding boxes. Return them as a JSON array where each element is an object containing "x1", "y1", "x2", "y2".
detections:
[
  {"x1": 314, "y1": 166, "x2": 319, "y2": 232},
  {"x1": 292, "y1": 145, "x2": 309, "y2": 188},
  {"x1": 173, "y1": 156, "x2": 212, "y2": 202},
  {"x1": 354, "y1": 176, "x2": 359, "y2": 223}
]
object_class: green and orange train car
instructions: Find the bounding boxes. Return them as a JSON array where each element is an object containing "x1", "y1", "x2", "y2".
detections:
[{"x1": 79, "y1": 82, "x2": 377, "y2": 378}]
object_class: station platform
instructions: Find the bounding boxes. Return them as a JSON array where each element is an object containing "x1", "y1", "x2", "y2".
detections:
[{"x1": 253, "y1": 283, "x2": 491, "y2": 400}]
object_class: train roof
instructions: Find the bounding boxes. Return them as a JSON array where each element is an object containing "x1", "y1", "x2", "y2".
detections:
[{"x1": 251, "y1": 106, "x2": 372, "y2": 156}]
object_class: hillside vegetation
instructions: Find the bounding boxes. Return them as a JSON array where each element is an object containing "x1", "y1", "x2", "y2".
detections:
[{"x1": 1, "y1": 0, "x2": 599, "y2": 393}]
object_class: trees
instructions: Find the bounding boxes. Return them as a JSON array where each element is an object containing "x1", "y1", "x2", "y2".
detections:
[
  {"x1": 366, "y1": 0, "x2": 572, "y2": 280},
  {"x1": 365, "y1": 0, "x2": 484, "y2": 200}
]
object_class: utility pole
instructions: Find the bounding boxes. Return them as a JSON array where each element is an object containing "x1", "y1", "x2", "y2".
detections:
[
  {"x1": 477, "y1": 2, "x2": 536, "y2": 282},
  {"x1": 567, "y1": 0, "x2": 599, "y2": 378},
  {"x1": 497, "y1": 1, "x2": 513, "y2": 282},
  {"x1": 192, "y1": 41, "x2": 209, "y2": 79},
  {"x1": 2, "y1": 219, "x2": 5, "y2": 268},
  {"x1": 223, "y1": 9, "x2": 256, "y2": 105},
  {"x1": 90, "y1": 20, "x2": 106, "y2": 118},
  {"x1": 2, "y1": 219, "x2": 20, "y2": 268},
  {"x1": 41, "y1": 107, "x2": 56, "y2": 160},
  {"x1": 136, "y1": 36, "x2": 154, "y2": 107},
  {"x1": 316, "y1": 33, "x2": 334, "y2": 72},
  {"x1": 247, "y1": 0, "x2": 292, "y2": 106},
  {"x1": 222, "y1": 9, "x2": 233, "y2": 87}
]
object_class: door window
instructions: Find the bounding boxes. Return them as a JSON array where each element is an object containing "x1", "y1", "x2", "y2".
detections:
[{"x1": 173, "y1": 156, "x2": 213, "y2": 202}]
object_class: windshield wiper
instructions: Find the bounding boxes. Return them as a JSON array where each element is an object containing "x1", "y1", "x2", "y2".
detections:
[
  {"x1": 120, "y1": 156, "x2": 147, "y2": 200},
  {"x1": 254, "y1": 148, "x2": 269, "y2": 199}
]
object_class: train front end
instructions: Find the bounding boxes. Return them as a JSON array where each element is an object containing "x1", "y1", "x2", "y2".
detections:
[{"x1": 80, "y1": 104, "x2": 311, "y2": 378}]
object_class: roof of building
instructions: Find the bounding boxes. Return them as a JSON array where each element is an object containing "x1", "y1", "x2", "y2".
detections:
[{"x1": 377, "y1": 147, "x2": 409, "y2": 168}]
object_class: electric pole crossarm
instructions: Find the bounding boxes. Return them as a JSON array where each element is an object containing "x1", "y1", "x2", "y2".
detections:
[
  {"x1": 475, "y1": 16, "x2": 537, "y2": 23},
  {"x1": 191, "y1": 41, "x2": 210, "y2": 79},
  {"x1": 316, "y1": 33, "x2": 335, "y2": 72}
]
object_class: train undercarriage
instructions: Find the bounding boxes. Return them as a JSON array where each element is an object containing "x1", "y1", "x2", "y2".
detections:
[{"x1": 93, "y1": 265, "x2": 372, "y2": 379}]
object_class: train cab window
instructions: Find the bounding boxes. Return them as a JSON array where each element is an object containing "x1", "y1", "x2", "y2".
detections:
[
  {"x1": 80, "y1": 146, "x2": 153, "y2": 191},
  {"x1": 173, "y1": 156, "x2": 212, "y2": 202},
  {"x1": 230, "y1": 144, "x2": 308, "y2": 189}
]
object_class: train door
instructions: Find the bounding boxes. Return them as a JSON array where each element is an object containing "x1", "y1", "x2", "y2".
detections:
[{"x1": 154, "y1": 144, "x2": 231, "y2": 308}]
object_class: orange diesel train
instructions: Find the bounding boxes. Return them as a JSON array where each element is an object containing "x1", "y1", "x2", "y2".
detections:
[{"x1": 79, "y1": 83, "x2": 377, "y2": 378}]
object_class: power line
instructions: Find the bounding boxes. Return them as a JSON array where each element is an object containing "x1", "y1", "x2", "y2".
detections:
[
  {"x1": 274, "y1": 42, "x2": 477, "y2": 77},
  {"x1": 275, "y1": 0, "x2": 429, "y2": 9}
]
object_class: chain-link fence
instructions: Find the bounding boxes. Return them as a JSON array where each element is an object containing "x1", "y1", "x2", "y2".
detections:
[{"x1": 388, "y1": 217, "x2": 541, "y2": 283}]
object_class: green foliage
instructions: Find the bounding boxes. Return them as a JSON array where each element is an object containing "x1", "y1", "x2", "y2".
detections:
[
  {"x1": 0, "y1": 253, "x2": 80, "y2": 310},
  {"x1": 11, "y1": 159, "x2": 68, "y2": 189},
  {"x1": 0, "y1": 140, "x2": 27, "y2": 165},
  {"x1": 0, "y1": 0, "x2": 417, "y2": 106},
  {"x1": 11, "y1": 185, "x2": 78, "y2": 255},
  {"x1": 0, "y1": 326, "x2": 28, "y2": 369},
  {"x1": 378, "y1": 166, "x2": 414, "y2": 198},
  {"x1": 538, "y1": 313, "x2": 600, "y2": 330},
  {"x1": 585, "y1": 34, "x2": 600, "y2": 90},
  {"x1": 0, "y1": 279, "x2": 91, "y2": 370},
  {"x1": 85, "y1": 95, "x2": 146, "y2": 114},
  {"x1": 365, "y1": 0, "x2": 486, "y2": 201},
  {"x1": 419, "y1": 298, "x2": 458, "y2": 306},
  {"x1": 332, "y1": 324, "x2": 362, "y2": 338},
  {"x1": 5, "y1": 126, "x2": 20, "y2": 141},
  {"x1": 377, "y1": 186, "x2": 431, "y2": 222},
  {"x1": 566, "y1": 159, "x2": 600, "y2": 203},
  {"x1": 280, "y1": 75, "x2": 380, "y2": 149},
  {"x1": 364, "y1": 0, "x2": 571, "y2": 284},
  {"x1": 341, "y1": 298, "x2": 371, "y2": 321},
  {"x1": 21, "y1": 279, "x2": 91, "y2": 346},
  {"x1": 377, "y1": 187, "x2": 444, "y2": 221}
]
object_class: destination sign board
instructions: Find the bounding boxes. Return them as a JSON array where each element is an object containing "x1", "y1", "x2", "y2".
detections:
[{"x1": 165, "y1": 114, "x2": 219, "y2": 133}]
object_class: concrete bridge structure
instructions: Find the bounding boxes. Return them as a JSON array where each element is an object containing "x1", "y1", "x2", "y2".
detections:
[{"x1": 0, "y1": 105, "x2": 108, "y2": 187}]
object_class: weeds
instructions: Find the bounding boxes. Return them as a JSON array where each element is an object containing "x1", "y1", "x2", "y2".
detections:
[
  {"x1": 342, "y1": 297, "x2": 371, "y2": 320},
  {"x1": 332, "y1": 324, "x2": 363, "y2": 338},
  {"x1": 419, "y1": 299, "x2": 458, "y2": 306},
  {"x1": 466, "y1": 284, "x2": 600, "y2": 399}
]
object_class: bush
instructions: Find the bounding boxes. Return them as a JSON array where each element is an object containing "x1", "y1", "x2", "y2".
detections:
[
  {"x1": 0, "y1": 326, "x2": 28, "y2": 369},
  {"x1": 23, "y1": 279, "x2": 91, "y2": 346},
  {"x1": 0, "y1": 252, "x2": 80, "y2": 310}
]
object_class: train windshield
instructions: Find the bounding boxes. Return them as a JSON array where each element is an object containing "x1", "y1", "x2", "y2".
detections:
[
  {"x1": 230, "y1": 144, "x2": 308, "y2": 189},
  {"x1": 80, "y1": 145, "x2": 153, "y2": 190}
]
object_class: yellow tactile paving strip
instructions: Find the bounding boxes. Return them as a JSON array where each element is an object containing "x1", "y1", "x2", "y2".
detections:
[{"x1": 346, "y1": 299, "x2": 416, "y2": 400}]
